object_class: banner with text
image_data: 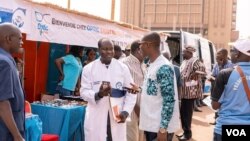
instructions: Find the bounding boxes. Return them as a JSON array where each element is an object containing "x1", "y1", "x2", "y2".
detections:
[
  {"x1": 27, "y1": 2, "x2": 147, "y2": 48},
  {"x1": 0, "y1": 0, "x2": 147, "y2": 48}
]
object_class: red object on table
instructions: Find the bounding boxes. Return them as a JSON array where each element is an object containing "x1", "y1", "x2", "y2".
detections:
[
  {"x1": 25, "y1": 101, "x2": 32, "y2": 113},
  {"x1": 41, "y1": 134, "x2": 59, "y2": 141}
]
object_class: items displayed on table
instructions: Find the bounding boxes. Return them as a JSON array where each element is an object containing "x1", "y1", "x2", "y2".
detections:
[{"x1": 33, "y1": 99, "x2": 87, "y2": 107}]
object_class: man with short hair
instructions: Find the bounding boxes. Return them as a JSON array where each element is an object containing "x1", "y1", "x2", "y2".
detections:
[
  {"x1": 211, "y1": 39, "x2": 250, "y2": 141},
  {"x1": 114, "y1": 45, "x2": 125, "y2": 60},
  {"x1": 178, "y1": 46, "x2": 206, "y2": 140},
  {"x1": 139, "y1": 32, "x2": 175, "y2": 141},
  {"x1": 209, "y1": 48, "x2": 234, "y2": 124},
  {"x1": 0, "y1": 23, "x2": 25, "y2": 141},
  {"x1": 211, "y1": 48, "x2": 234, "y2": 78},
  {"x1": 122, "y1": 40, "x2": 144, "y2": 141},
  {"x1": 80, "y1": 38, "x2": 138, "y2": 141}
]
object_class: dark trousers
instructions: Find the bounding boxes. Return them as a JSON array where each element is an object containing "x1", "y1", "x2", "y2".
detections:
[
  {"x1": 144, "y1": 131, "x2": 174, "y2": 141},
  {"x1": 107, "y1": 114, "x2": 112, "y2": 141},
  {"x1": 213, "y1": 132, "x2": 222, "y2": 141},
  {"x1": 180, "y1": 99, "x2": 195, "y2": 138}
]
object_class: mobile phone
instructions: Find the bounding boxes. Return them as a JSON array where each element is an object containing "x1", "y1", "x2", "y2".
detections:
[
  {"x1": 123, "y1": 87, "x2": 139, "y2": 92},
  {"x1": 102, "y1": 81, "x2": 110, "y2": 89}
]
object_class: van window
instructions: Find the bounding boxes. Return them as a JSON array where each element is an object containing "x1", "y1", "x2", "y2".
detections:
[
  {"x1": 160, "y1": 41, "x2": 170, "y2": 54},
  {"x1": 199, "y1": 39, "x2": 212, "y2": 73},
  {"x1": 183, "y1": 32, "x2": 199, "y2": 58},
  {"x1": 166, "y1": 38, "x2": 181, "y2": 66},
  {"x1": 209, "y1": 42, "x2": 215, "y2": 65}
]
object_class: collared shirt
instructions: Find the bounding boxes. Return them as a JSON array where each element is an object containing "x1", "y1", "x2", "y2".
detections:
[
  {"x1": 122, "y1": 54, "x2": 144, "y2": 88},
  {"x1": 214, "y1": 62, "x2": 250, "y2": 135},
  {"x1": 212, "y1": 60, "x2": 234, "y2": 77},
  {"x1": 0, "y1": 48, "x2": 25, "y2": 140},
  {"x1": 122, "y1": 54, "x2": 144, "y2": 107}
]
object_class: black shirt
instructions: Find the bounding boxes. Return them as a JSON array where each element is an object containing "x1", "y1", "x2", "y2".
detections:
[{"x1": 211, "y1": 68, "x2": 234, "y2": 102}]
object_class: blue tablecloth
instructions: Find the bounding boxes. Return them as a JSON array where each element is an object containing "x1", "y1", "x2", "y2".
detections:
[
  {"x1": 31, "y1": 104, "x2": 86, "y2": 141},
  {"x1": 25, "y1": 114, "x2": 42, "y2": 141}
]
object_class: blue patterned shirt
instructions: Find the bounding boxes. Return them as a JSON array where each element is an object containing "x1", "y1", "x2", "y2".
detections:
[
  {"x1": 155, "y1": 65, "x2": 175, "y2": 128},
  {"x1": 140, "y1": 55, "x2": 176, "y2": 132}
]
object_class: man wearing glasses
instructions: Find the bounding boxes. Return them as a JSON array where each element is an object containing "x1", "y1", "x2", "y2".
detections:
[
  {"x1": 211, "y1": 39, "x2": 250, "y2": 141},
  {"x1": 139, "y1": 32, "x2": 176, "y2": 141}
]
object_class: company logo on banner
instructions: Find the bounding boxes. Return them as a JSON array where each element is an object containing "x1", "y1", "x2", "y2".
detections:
[
  {"x1": 12, "y1": 8, "x2": 26, "y2": 28},
  {"x1": 0, "y1": 0, "x2": 31, "y2": 34},
  {"x1": 34, "y1": 11, "x2": 50, "y2": 35},
  {"x1": 0, "y1": 7, "x2": 27, "y2": 28}
]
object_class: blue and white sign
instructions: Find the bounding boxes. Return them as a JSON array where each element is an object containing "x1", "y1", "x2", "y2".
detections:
[{"x1": 0, "y1": 0, "x2": 31, "y2": 33}]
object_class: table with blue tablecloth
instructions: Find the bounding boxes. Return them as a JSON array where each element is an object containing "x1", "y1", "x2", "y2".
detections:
[
  {"x1": 25, "y1": 114, "x2": 42, "y2": 141},
  {"x1": 31, "y1": 103, "x2": 86, "y2": 141}
]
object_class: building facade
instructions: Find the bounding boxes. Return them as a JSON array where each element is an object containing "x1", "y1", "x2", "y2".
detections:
[{"x1": 120, "y1": 0, "x2": 238, "y2": 50}]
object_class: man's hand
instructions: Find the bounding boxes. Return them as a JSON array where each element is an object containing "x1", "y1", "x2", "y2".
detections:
[
  {"x1": 207, "y1": 76, "x2": 215, "y2": 82},
  {"x1": 117, "y1": 111, "x2": 129, "y2": 123},
  {"x1": 157, "y1": 131, "x2": 167, "y2": 141},
  {"x1": 14, "y1": 135, "x2": 25, "y2": 141},
  {"x1": 98, "y1": 83, "x2": 111, "y2": 97},
  {"x1": 124, "y1": 83, "x2": 140, "y2": 94},
  {"x1": 134, "y1": 104, "x2": 140, "y2": 118},
  {"x1": 211, "y1": 101, "x2": 221, "y2": 110},
  {"x1": 74, "y1": 91, "x2": 80, "y2": 96},
  {"x1": 74, "y1": 87, "x2": 80, "y2": 96},
  {"x1": 190, "y1": 74, "x2": 198, "y2": 80},
  {"x1": 58, "y1": 73, "x2": 64, "y2": 81}
]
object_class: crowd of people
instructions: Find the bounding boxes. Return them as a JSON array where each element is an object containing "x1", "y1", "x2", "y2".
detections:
[{"x1": 0, "y1": 22, "x2": 250, "y2": 141}]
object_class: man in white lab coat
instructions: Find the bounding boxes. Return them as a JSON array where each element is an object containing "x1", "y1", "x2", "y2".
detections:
[{"x1": 80, "y1": 38, "x2": 138, "y2": 141}]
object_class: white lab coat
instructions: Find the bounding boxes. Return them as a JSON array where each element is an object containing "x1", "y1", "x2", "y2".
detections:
[{"x1": 80, "y1": 58, "x2": 137, "y2": 141}]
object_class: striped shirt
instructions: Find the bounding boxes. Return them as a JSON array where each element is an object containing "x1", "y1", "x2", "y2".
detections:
[
  {"x1": 122, "y1": 55, "x2": 144, "y2": 105},
  {"x1": 180, "y1": 57, "x2": 206, "y2": 99}
]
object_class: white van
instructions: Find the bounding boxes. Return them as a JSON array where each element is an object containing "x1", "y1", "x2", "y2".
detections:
[{"x1": 160, "y1": 30, "x2": 216, "y2": 93}]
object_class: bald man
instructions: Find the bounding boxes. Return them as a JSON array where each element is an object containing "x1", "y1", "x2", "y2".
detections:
[
  {"x1": 80, "y1": 38, "x2": 138, "y2": 141},
  {"x1": 0, "y1": 23, "x2": 25, "y2": 141}
]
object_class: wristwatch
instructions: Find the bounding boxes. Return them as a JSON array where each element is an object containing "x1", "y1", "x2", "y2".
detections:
[{"x1": 159, "y1": 128, "x2": 167, "y2": 133}]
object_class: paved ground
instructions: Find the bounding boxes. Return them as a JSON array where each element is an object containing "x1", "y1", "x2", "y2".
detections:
[{"x1": 173, "y1": 106, "x2": 215, "y2": 141}]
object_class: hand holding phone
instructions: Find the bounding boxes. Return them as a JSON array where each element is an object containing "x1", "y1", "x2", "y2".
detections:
[{"x1": 98, "y1": 81, "x2": 111, "y2": 97}]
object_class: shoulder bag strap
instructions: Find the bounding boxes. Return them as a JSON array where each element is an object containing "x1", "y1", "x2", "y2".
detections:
[{"x1": 235, "y1": 66, "x2": 250, "y2": 102}]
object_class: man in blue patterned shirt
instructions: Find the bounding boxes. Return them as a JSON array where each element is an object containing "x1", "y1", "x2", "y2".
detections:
[{"x1": 139, "y1": 32, "x2": 175, "y2": 141}]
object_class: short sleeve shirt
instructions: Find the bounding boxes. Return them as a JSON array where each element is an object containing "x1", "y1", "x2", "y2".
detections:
[
  {"x1": 60, "y1": 54, "x2": 82, "y2": 91},
  {"x1": 0, "y1": 48, "x2": 25, "y2": 140},
  {"x1": 211, "y1": 68, "x2": 234, "y2": 102}
]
